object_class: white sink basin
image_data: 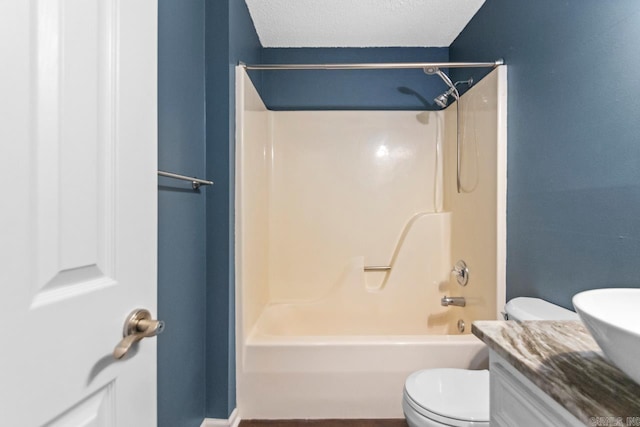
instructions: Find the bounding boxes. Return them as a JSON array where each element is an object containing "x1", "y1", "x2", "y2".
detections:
[{"x1": 573, "y1": 288, "x2": 640, "y2": 385}]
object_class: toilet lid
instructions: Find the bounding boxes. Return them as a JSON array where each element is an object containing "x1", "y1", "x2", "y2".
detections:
[{"x1": 404, "y1": 369, "x2": 489, "y2": 423}]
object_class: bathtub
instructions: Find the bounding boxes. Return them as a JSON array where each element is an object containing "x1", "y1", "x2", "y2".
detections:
[
  {"x1": 236, "y1": 212, "x2": 490, "y2": 419},
  {"x1": 237, "y1": 302, "x2": 489, "y2": 419}
]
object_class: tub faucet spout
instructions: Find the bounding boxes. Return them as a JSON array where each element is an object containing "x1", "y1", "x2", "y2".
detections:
[{"x1": 441, "y1": 296, "x2": 466, "y2": 307}]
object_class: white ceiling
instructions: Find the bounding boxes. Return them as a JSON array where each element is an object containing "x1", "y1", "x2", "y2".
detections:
[{"x1": 245, "y1": 0, "x2": 486, "y2": 48}]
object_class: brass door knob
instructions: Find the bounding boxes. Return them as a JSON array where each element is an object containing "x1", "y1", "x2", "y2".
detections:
[{"x1": 113, "y1": 309, "x2": 164, "y2": 359}]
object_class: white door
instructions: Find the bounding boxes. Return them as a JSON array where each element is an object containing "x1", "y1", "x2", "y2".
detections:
[{"x1": 0, "y1": 1, "x2": 158, "y2": 426}]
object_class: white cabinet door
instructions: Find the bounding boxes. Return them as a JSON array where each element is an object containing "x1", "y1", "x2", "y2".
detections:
[
  {"x1": 490, "y1": 352, "x2": 583, "y2": 427},
  {"x1": 0, "y1": 0, "x2": 158, "y2": 426}
]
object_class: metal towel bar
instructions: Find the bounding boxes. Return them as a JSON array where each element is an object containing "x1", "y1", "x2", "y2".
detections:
[
  {"x1": 158, "y1": 170, "x2": 213, "y2": 190},
  {"x1": 364, "y1": 266, "x2": 391, "y2": 272}
]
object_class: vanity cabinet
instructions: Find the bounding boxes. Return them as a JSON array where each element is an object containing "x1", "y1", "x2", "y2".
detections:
[
  {"x1": 474, "y1": 320, "x2": 640, "y2": 425},
  {"x1": 490, "y1": 351, "x2": 583, "y2": 427}
]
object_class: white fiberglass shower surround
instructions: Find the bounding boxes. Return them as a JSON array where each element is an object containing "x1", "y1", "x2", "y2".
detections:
[{"x1": 235, "y1": 63, "x2": 507, "y2": 419}]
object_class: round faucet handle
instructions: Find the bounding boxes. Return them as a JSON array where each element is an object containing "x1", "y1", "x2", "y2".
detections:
[{"x1": 451, "y1": 260, "x2": 469, "y2": 286}]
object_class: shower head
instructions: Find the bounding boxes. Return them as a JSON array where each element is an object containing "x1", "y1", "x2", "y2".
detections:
[
  {"x1": 434, "y1": 91, "x2": 452, "y2": 108},
  {"x1": 434, "y1": 95, "x2": 448, "y2": 109},
  {"x1": 432, "y1": 78, "x2": 474, "y2": 108},
  {"x1": 424, "y1": 66, "x2": 459, "y2": 109}
]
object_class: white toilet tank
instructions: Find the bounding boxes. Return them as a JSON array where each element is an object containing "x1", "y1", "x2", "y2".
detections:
[{"x1": 504, "y1": 297, "x2": 579, "y2": 321}]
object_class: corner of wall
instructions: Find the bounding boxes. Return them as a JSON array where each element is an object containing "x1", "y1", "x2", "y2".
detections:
[
  {"x1": 203, "y1": 0, "x2": 263, "y2": 419},
  {"x1": 200, "y1": 408, "x2": 241, "y2": 427}
]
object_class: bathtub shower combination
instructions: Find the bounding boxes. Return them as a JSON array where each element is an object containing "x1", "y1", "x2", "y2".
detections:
[{"x1": 235, "y1": 64, "x2": 507, "y2": 419}]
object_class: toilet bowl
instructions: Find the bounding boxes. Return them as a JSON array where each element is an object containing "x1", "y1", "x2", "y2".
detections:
[
  {"x1": 403, "y1": 369, "x2": 489, "y2": 427},
  {"x1": 402, "y1": 297, "x2": 579, "y2": 427}
]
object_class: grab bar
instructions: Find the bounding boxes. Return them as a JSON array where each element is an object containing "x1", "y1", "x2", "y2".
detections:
[
  {"x1": 158, "y1": 170, "x2": 214, "y2": 190},
  {"x1": 364, "y1": 266, "x2": 391, "y2": 272}
]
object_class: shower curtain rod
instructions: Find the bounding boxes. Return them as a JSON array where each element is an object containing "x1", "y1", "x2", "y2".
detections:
[{"x1": 240, "y1": 59, "x2": 503, "y2": 71}]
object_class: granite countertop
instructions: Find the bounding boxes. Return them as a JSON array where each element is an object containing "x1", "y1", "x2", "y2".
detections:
[{"x1": 472, "y1": 320, "x2": 640, "y2": 424}]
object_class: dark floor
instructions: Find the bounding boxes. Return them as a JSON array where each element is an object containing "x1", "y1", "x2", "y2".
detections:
[{"x1": 239, "y1": 420, "x2": 408, "y2": 427}]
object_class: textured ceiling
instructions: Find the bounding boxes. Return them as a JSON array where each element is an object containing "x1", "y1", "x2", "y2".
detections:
[{"x1": 245, "y1": 0, "x2": 486, "y2": 48}]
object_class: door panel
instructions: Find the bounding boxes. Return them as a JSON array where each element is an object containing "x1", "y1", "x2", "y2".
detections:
[
  {"x1": 45, "y1": 382, "x2": 115, "y2": 427},
  {"x1": 0, "y1": 1, "x2": 158, "y2": 426},
  {"x1": 33, "y1": 0, "x2": 116, "y2": 307}
]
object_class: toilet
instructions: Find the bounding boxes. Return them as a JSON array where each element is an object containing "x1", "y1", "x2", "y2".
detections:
[{"x1": 402, "y1": 297, "x2": 579, "y2": 427}]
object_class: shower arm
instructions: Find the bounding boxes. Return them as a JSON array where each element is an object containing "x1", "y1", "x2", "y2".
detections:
[{"x1": 446, "y1": 79, "x2": 474, "y2": 96}]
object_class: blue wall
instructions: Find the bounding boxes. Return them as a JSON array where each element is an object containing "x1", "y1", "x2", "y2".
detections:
[
  {"x1": 160, "y1": 1, "x2": 640, "y2": 421},
  {"x1": 451, "y1": 1, "x2": 640, "y2": 308},
  {"x1": 158, "y1": 0, "x2": 207, "y2": 426},
  {"x1": 261, "y1": 48, "x2": 448, "y2": 110},
  {"x1": 205, "y1": 0, "x2": 262, "y2": 418}
]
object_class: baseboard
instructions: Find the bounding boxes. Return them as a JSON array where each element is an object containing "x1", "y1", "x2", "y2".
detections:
[{"x1": 200, "y1": 408, "x2": 240, "y2": 427}]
